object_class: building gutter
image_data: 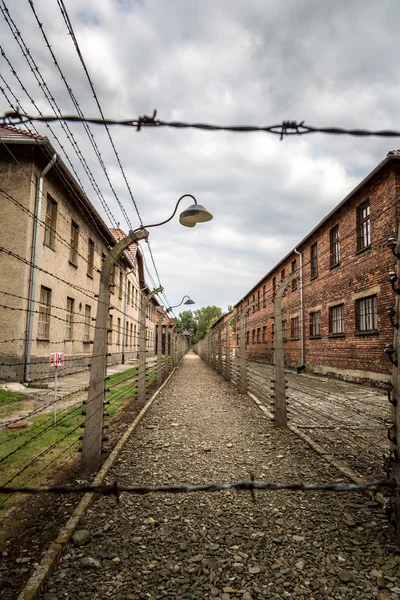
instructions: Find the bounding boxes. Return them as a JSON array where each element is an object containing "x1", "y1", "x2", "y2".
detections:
[
  {"x1": 24, "y1": 153, "x2": 57, "y2": 382},
  {"x1": 294, "y1": 248, "x2": 304, "y2": 367}
]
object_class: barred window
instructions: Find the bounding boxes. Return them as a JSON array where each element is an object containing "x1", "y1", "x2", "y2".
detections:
[
  {"x1": 44, "y1": 196, "x2": 57, "y2": 249},
  {"x1": 291, "y1": 317, "x2": 299, "y2": 339},
  {"x1": 282, "y1": 319, "x2": 287, "y2": 341},
  {"x1": 356, "y1": 295, "x2": 377, "y2": 332},
  {"x1": 357, "y1": 200, "x2": 371, "y2": 250},
  {"x1": 252, "y1": 329, "x2": 256, "y2": 343},
  {"x1": 253, "y1": 294, "x2": 256, "y2": 313},
  {"x1": 65, "y1": 297, "x2": 74, "y2": 340},
  {"x1": 246, "y1": 331, "x2": 250, "y2": 345},
  {"x1": 310, "y1": 311, "x2": 321, "y2": 337},
  {"x1": 84, "y1": 305, "x2": 91, "y2": 342},
  {"x1": 310, "y1": 243, "x2": 318, "y2": 278},
  {"x1": 38, "y1": 286, "x2": 51, "y2": 338},
  {"x1": 263, "y1": 285, "x2": 266, "y2": 308},
  {"x1": 281, "y1": 268, "x2": 285, "y2": 281},
  {"x1": 69, "y1": 221, "x2": 79, "y2": 265},
  {"x1": 257, "y1": 290, "x2": 260, "y2": 310},
  {"x1": 256, "y1": 327, "x2": 261, "y2": 343},
  {"x1": 291, "y1": 259, "x2": 297, "y2": 291},
  {"x1": 329, "y1": 304, "x2": 344, "y2": 335},
  {"x1": 330, "y1": 225, "x2": 340, "y2": 266},
  {"x1": 87, "y1": 239, "x2": 94, "y2": 277},
  {"x1": 262, "y1": 325, "x2": 267, "y2": 342}
]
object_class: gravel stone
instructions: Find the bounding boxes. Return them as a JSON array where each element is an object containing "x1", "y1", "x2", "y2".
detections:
[
  {"x1": 39, "y1": 354, "x2": 400, "y2": 600},
  {"x1": 72, "y1": 529, "x2": 91, "y2": 547}
]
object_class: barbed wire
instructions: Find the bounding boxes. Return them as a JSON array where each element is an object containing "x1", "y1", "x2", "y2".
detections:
[
  {"x1": 3, "y1": 110, "x2": 400, "y2": 139},
  {"x1": 0, "y1": 478, "x2": 393, "y2": 500}
]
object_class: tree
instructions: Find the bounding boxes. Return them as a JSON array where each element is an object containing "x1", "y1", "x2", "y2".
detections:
[
  {"x1": 176, "y1": 310, "x2": 197, "y2": 335},
  {"x1": 192, "y1": 306, "x2": 223, "y2": 344}
]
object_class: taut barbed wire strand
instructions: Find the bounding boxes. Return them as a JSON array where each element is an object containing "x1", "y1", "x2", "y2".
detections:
[
  {"x1": 0, "y1": 478, "x2": 394, "y2": 500},
  {"x1": 2, "y1": 110, "x2": 400, "y2": 139}
]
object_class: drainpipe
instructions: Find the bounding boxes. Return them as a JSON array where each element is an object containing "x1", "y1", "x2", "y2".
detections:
[
  {"x1": 24, "y1": 154, "x2": 57, "y2": 382},
  {"x1": 294, "y1": 248, "x2": 305, "y2": 367},
  {"x1": 121, "y1": 269, "x2": 133, "y2": 364}
]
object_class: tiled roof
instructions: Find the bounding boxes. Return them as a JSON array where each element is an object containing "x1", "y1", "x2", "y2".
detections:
[
  {"x1": 387, "y1": 149, "x2": 400, "y2": 156},
  {"x1": 109, "y1": 228, "x2": 138, "y2": 265},
  {"x1": 0, "y1": 124, "x2": 48, "y2": 141}
]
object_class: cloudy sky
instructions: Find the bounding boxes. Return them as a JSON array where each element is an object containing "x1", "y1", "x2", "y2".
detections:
[{"x1": 1, "y1": 0, "x2": 399, "y2": 314}]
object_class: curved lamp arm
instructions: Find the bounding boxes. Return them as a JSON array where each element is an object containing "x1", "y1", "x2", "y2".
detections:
[
  {"x1": 139, "y1": 195, "x2": 197, "y2": 230},
  {"x1": 167, "y1": 295, "x2": 191, "y2": 310}
]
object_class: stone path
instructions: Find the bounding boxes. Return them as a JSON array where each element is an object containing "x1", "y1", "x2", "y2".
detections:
[{"x1": 41, "y1": 353, "x2": 399, "y2": 600}]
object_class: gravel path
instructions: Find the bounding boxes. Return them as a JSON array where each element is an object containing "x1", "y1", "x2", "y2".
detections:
[{"x1": 41, "y1": 353, "x2": 399, "y2": 600}]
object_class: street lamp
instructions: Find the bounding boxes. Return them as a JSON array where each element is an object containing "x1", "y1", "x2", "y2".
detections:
[
  {"x1": 166, "y1": 295, "x2": 195, "y2": 313},
  {"x1": 81, "y1": 194, "x2": 212, "y2": 475}
]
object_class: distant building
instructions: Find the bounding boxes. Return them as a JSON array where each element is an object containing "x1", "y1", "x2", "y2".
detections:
[
  {"x1": 0, "y1": 125, "x2": 158, "y2": 381},
  {"x1": 234, "y1": 151, "x2": 400, "y2": 385}
]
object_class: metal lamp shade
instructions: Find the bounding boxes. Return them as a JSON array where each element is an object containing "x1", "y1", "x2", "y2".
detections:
[
  {"x1": 184, "y1": 298, "x2": 195, "y2": 305},
  {"x1": 179, "y1": 204, "x2": 213, "y2": 227}
]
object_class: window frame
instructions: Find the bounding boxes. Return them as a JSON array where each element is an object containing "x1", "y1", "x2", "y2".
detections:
[
  {"x1": 87, "y1": 238, "x2": 95, "y2": 278},
  {"x1": 256, "y1": 327, "x2": 261, "y2": 344},
  {"x1": 290, "y1": 316, "x2": 299, "y2": 340},
  {"x1": 329, "y1": 304, "x2": 345, "y2": 337},
  {"x1": 38, "y1": 286, "x2": 51, "y2": 339},
  {"x1": 65, "y1": 297, "x2": 74, "y2": 341},
  {"x1": 262, "y1": 325, "x2": 267, "y2": 343},
  {"x1": 330, "y1": 224, "x2": 340, "y2": 267},
  {"x1": 84, "y1": 305, "x2": 91, "y2": 343},
  {"x1": 69, "y1": 220, "x2": 79, "y2": 266},
  {"x1": 291, "y1": 259, "x2": 297, "y2": 291},
  {"x1": 252, "y1": 329, "x2": 256, "y2": 344},
  {"x1": 355, "y1": 295, "x2": 378, "y2": 334},
  {"x1": 44, "y1": 195, "x2": 57, "y2": 250},
  {"x1": 282, "y1": 319, "x2": 287, "y2": 342},
  {"x1": 357, "y1": 200, "x2": 371, "y2": 251},
  {"x1": 263, "y1": 284, "x2": 266, "y2": 308},
  {"x1": 310, "y1": 242, "x2": 318, "y2": 279},
  {"x1": 309, "y1": 310, "x2": 321, "y2": 338}
]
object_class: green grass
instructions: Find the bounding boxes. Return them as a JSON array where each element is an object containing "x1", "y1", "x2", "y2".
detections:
[
  {"x1": 0, "y1": 364, "x2": 157, "y2": 513},
  {"x1": 0, "y1": 389, "x2": 24, "y2": 403}
]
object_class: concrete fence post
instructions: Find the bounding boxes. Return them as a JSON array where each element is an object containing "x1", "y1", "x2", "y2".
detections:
[{"x1": 273, "y1": 272, "x2": 298, "y2": 427}]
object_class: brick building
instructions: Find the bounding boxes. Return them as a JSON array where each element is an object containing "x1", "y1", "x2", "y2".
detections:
[
  {"x1": 0, "y1": 125, "x2": 158, "y2": 381},
  {"x1": 234, "y1": 151, "x2": 400, "y2": 385}
]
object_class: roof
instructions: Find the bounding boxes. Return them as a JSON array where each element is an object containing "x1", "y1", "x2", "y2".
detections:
[
  {"x1": 235, "y1": 152, "x2": 400, "y2": 307},
  {"x1": 0, "y1": 124, "x2": 48, "y2": 141},
  {"x1": 109, "y1": 228, "x2": 138, "y2": 265}
]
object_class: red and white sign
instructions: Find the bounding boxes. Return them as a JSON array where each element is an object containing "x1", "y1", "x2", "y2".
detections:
[{"x1": 50, "y1": 352, "x2": 65, "y2": 367}]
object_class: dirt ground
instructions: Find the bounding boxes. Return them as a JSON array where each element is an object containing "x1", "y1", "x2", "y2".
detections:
[{"x1": 38, "y1": 353, "x2": 398, "y2": 600}]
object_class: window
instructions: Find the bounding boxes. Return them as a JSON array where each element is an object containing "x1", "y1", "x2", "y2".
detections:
[
  {"x1": 69, "y1": 221, "x2": 79, "y2": 265},
  {"x1": 87, "y1": 239, "x2": 94, "y2": 277},
  {"x1": 127, "y1": 281, "x2": 131, "y2": 306},
  {"x1": 329, "y1": 304, "x2": 344, "y2": 335},
  {"x1": 246, "y1": 331, "x2": 250, "y2": 345},
  {"x1": 357, "y1": 200, "x2": 371, "y2": 250},
  {"x1": 356, "y1": 295, "x2": 377, "y2": 333},
  {"x1": 134, "y1": 324, "x2": 137, "y2": 349},
  {"x1": 236, "y1": 333, "x2": 239, "y2": 345},
  {"x1": 119, "y1": 271, "x2": 123, "y2": 300},
  {"x1": 65, "y1": 297, "x2": 74, "y2": 340},
  {"x1": 253, "y1": 294, "x2": 256, "y2": 313},
  {"x1": 130, "y1": 323, "x2": 133, "y2": 347},
  {"x1": 107, "y1": 315, "x2": 113, "y2": 345},
  {"x1": 44, "y1": 196, "x2": 57, "y2": 249},
  {"x1": 330, "y1": 225, "x2": 340, "y2": 267},
  {"x1": 310, "y1": 243, "x2": 318, "y2": 279},
  {"x1": 310, "y1": 311, "x2": 321, "y2": 337},
  {"x1": 117, "y1": 317, "x2": 121, "y2": 345},
  {"x1": 272, "y1": 277, "x2": 276, "y2": 296},
  {"x1": 262, "y1": 325, "x2": 267, "y2": 342},
  {"x1": 281, "y1": 268, "x2": 285, "y2": 281},
  {"x1": 271, "y1": 321, "x2": 275, "y2": 340},
  {"x1": 291, "y1": 259, "x2": 297, "y2": 291},
  {"x1": 257, "y1": 290, "x2": 260, "y2": 310},
  {"x1": 84, "y1": 305, "x2": 91, "y2": 342},
  {"x1": 291, "y1": 317, "x2": 299, "y2": 339},
  {"x1": 252, "y1": 329, "x2": 256, "y2": 344},
  {"x1": 125, "y1": 321, "x2": 129, "y2": 347},
  {"x1": 38, "y1": 286, "x2": 51, "y2": 338},
  {"x1": 282, "y1": 320, "x2": 287, "y2": 341},
  {"x1": 110, "y1": 266, "x2": 115, "y2": 294},
  {"x1": 257, "y1": 327, "x2": 261, "y2": 343},
  {"x1": 263, "y1": 285, "x2": 266, "y2": 308}
]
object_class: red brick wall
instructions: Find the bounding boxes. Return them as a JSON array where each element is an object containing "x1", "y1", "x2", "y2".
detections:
[{"x1": 235, "y1": 160, "x2": 399, "y2": 383}]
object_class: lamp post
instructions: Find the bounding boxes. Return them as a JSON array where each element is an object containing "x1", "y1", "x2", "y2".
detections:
[
  {"x1": 165, "y1": 295, "x2": 195, "y2": 312},
  {"x1": 80, "y1": 194, "x2": 213, "y2": 475}
]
